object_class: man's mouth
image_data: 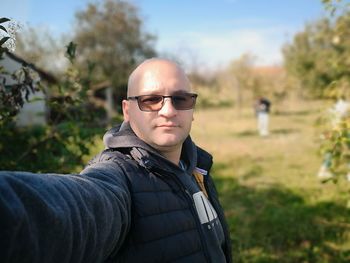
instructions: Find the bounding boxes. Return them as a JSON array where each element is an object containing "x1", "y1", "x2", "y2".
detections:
[{"x1": 157, "y1": 123, "x2": 178, "y2": 128}]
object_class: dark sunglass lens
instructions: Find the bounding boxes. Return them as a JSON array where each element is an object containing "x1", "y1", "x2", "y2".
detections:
[
  {"x1": 173, "y1": 94, "x2": 195, "y2": 110},
  {"x1": 139, "y1": 95, "x2": 163, "y2": 111},
  {"x1": 140, "y1": 95, "x2": 162, "y2": 104}
]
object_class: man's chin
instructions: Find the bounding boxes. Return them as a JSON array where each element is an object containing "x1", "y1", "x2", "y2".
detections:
[{"x1": 153, "y1": 137, "x2": 184, "y2": 149}]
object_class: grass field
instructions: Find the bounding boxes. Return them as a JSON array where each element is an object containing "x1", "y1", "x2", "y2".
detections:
[
  {"x1": 191, "y1": 100, "x2": 350, "y2": 262},
  {"x1": 82, "y1": 99, "x2": 350, "y2": 262}
]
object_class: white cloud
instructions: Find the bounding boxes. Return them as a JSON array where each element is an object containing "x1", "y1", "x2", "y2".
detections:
[{"x1": 156, "y1": 25, "x2": 295, "y2": 70}]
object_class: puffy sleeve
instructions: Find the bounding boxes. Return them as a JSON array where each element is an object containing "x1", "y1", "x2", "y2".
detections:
[{"x1": 0, "y1": 161, "x2": 131, "y2": 263}]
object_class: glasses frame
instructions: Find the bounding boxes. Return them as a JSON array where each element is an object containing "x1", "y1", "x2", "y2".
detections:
[{"x1": 127, "y1": 93, "x2": 198, "y2": 112}]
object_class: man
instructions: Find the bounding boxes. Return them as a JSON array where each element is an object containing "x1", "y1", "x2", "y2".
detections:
[{"x1": 0, "y1": 58, "x2": 232, "y2": 262}]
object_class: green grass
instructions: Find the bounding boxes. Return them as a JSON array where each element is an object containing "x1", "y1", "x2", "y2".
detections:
[
  {"x1": 191, "y1": 100, "x2": 350, "y2": 262},
  {"x1": 80, "y1": 99, "x2": 350, "y2": 262}
]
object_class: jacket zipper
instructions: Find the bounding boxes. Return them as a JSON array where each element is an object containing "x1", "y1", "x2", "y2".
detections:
[
  {"x1": 182, "y1": 187, "x2": 210, "y2": 263},
  {"x1": 204, "y1": 178, "x2": 232, "y2": 263},
  {"x1": 152, "y1": 168, "x2": 211, "y2": 263}
]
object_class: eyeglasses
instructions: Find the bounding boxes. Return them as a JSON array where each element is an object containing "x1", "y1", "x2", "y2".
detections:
[{"x1": 127, "y1": 93, "x2": 198, "y2": 112}]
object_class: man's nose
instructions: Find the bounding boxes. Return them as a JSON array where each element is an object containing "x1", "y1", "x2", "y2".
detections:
[{"x1": 158, "y1": 97, "x2": 177, "y2": 117}]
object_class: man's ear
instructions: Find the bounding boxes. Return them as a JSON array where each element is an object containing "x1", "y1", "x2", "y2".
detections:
[{"x1": 122, "y1": 100, "x2": 130, "y2": 121}]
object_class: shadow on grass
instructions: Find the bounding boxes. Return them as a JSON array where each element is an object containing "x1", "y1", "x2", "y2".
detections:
[
  {"x1": 270, "y1": 128, "x2": 300, "y2": 135},
  {"x1": 235, "y1": 130, "x2": 257, "y2": 137},
  {"x1": 212, "y1": 162, "x2": 350, "y2": 263},
  {"x1": 235, "y1": 128, "x2": 300, "y2": 137},
  {"x1": 274, "y1": 109, "x2": 317, "y2": 116}
]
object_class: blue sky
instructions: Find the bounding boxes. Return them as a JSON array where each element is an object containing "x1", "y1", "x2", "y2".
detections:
[{"x1": 2, "y1": 0, "x2": 331, "y2": 69}]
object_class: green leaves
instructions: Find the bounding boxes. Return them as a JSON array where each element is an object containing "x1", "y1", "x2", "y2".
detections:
[
  {"x1": 0, "y1": 17, "x2": 11, "y2": 51},
  {"x1": 65, "y1": 41, "x2": 77, "y2": 63},
  {"x1": 0, "y1": 18, "x2": 10, "y2": 24},
  {"x1": 282, "y1": 0, "x2": 350, "y2": 198},
  {"x1": 0, "y1": 15, "x2": 105, "y2": 172},
  {"x1": 283, "y1": 10, "x2": 350, "y2": 99},
  {"x1": 319, "y1": 116, "x2": 350, "y2": 183},
  {"x1": 0, "y1": 25, "x2": 8, "y2": 34},
  {"x1": 73, "y1": 0, "x2": 156, "y2": 107},
  {"x1": 315, "y1": 1, "x2": 350, "y2": 188},
  {"x1": 0, "y1": 37, "x2": 10, "y2": 47},
  {"x1": 322, "y1": 0, "x2": 350, "y2": 16},
  {"x1": 0, "y1": 39, "x2": 105, "y2": 172}
]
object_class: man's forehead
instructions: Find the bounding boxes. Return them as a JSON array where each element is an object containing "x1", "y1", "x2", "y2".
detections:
[
  {"x1": 141, "y1": 74, "x2": 189, "y2": 93},
  {"x1": 129, "y1": 61, "x2": 191, "y2": 94}
]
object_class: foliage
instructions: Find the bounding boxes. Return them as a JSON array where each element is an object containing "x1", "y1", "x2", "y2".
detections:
[
  {"x1": 228, "y1": 54, "x2": 259, "y2": 107},
  {"x1": 322, "y1": 0, "x2": 350, "y2": 16},
  {"x1": 14, "y1": 26, "x2": 67, "y2": 74},
  {"x1": 283, "y1": 1, "x2": 350, "y2": 188},
  {"x1": 0, "y1": 65, "x2": 39, "y2": 125},
  {"x1": 0, "y1": 18, "x2": 11, "y2": 50},
  {"x1": 210, "y1": 53, "x2": 288, "y2": 111},
  {"x1": 187, "y1": 69, "x2": 235, "y2": 109},
  {"x1": 73, "y1": 0, "x2": 157, "y2": 112},
  {"x1": 1, "y1": 0, "x2": 158, "y2": 172},
  {"x1": 0, "y1": 19, "x2": 107, "y2": 173},
  {"x1": 317, "y1": 98, "x2": 350, "y2": 187},
  {"x1": 0, "y1": 18, "x2": 37, "y2": 126},
  {"x1": 283, "y1": 6, "x2": 350, "y2": 99},
  {"x1": 320, "y1": 121, "x2": 350, "y2": 183},
  {"x1": 312, "y1": 0, "x2": 350, "y2": 189}
]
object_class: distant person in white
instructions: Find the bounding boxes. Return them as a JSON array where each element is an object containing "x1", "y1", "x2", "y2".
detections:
[{"x1": 255, "y1": 97, "x2": 271, "y2": 137}]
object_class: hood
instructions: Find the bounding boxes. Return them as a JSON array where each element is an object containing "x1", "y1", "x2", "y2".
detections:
[{"x1": 103, "y1": 122, "x2": 198, "y2": 174}]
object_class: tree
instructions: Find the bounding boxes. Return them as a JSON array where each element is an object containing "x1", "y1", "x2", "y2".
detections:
[
  {"x1": 314, "y1": 1, "x2": 350, "y2": 187},
  {"x1": 0, "y1": 18, "x2": 107, "y2": 173},
  {"x1": 226, "y1": 53, "x2": 260, "y2": 113},
  {"x1": 0, "y1": 17, "x2": 38, "y2": 125},
  {"x1": 15, "y1": 26, "x2": 68, "y2": 74},
  {"x1": 283, "y1": 8, "x2": 350, "y2": 98},
  {"x1": 73, "y1": 0, "x2": 156, "y2": 114}
]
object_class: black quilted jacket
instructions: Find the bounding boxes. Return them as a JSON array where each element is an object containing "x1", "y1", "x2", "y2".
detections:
[{"x1": 0, "y1": 123, "x2": 232, "y2": 262}]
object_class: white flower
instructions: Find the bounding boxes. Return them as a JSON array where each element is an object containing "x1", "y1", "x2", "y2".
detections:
[
  {"x1": 346, "y1": 172, "x2": 350, "y2": 182},
  {"x1": 328, "y1": 99, "x2": 350, "y2": 127},
  {"x1": 317, "y1": 164, "x2": 334, "y2": 179}
]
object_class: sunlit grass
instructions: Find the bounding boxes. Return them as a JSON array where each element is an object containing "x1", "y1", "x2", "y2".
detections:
[{"x1": 192, "y1": 100, "x2": 350, "y2": 262}]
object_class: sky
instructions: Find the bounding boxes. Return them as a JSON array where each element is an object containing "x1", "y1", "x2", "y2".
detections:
[{"x1": 2, "y1": 0, "x2": 331, "y2": 70}]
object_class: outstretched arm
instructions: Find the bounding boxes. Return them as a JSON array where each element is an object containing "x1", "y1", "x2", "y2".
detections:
[{"x1": 0, "y1": 162, "x2": 131, "y2": 263}]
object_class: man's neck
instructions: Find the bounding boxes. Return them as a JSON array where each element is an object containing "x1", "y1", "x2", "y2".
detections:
[{"x1": 159, "y1": 147, "x2": 182, "y2": 166}]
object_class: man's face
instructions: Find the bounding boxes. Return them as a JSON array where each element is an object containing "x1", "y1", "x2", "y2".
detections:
[{"x1": 122, "y1": 60, "x2": 194, "y2": 153}]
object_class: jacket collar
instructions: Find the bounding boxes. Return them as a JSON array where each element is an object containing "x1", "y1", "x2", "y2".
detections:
[{"x1": 103, "y1": 122, "x2": 198, "y2": 174}]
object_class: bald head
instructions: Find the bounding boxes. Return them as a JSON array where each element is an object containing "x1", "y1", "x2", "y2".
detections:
[
  {"x1": 122, "y1": 57, "x2": 195, "y2": 163},
  {"x1": 127, "y1": 58, "x2": 191, "y2": 97}
]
